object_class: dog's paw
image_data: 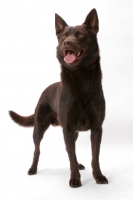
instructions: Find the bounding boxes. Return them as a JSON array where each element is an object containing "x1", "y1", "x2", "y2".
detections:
[
  {"x1": 94, "y1": 175, "x2": 108, "y2": 184},
  {"x1": 78, "y1": 163, "x2": 85, "y2": 170},
  {"x1": 69, "y1": 179, "x2": 82, "y2": 188},
  {"x1": 28, "y1": 167, "x2": 37, "y2": 175}
]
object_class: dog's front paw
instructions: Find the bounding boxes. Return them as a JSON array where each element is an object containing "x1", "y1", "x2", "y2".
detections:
[
  {"x1": 94, "y1": 175, "x2": 108, "y2": 184},
  {"x1": 69, "y1": 179, "x2": 82, "y2": 188},
  {"x1": 28, "y1": 167, "x2": 37, "y2": 175}
]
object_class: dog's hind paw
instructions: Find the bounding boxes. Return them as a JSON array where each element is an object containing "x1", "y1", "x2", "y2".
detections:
[
  {"x1": 69, "y1": 179, "x2": 82, "y2": 188},
  {"x1": 28, "y1": 167, "x2": 37, "y2": 175},
  {"x1": 78, "y1": 163, "x2": 85, "y2": 170}
]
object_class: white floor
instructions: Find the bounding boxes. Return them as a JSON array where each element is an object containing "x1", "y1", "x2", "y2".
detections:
[
  {"x1": 1, "y1": 122, "x2": 133, "y2": 200},
  {"x1": 0, "y1": 0, "x2": 133, "y2": 199}
]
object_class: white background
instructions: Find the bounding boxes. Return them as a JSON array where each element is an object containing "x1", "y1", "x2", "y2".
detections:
[{"x1": 0, "y1": 0, "x2": 133, "y2": 199}]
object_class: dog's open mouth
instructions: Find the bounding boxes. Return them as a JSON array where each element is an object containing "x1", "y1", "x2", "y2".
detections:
[{"x1": 64, "y1": 50, "x2": 85, "y2": 64}]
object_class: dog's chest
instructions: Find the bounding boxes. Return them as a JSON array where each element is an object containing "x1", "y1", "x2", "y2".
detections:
[
  {"x1": 59, "y1": 76, "x2": 101, "y2": 131},
  {"x1": 71, "y1": 100, "x2": 95, "y2": 131},
  {"x1": 76, "y1": 111, "x2": 90, "y2": 131}
]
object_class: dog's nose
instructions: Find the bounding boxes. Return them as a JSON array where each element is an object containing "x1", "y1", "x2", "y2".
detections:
[{"x1": 63, "y1": 40, "x2": 71, "y2": 47}]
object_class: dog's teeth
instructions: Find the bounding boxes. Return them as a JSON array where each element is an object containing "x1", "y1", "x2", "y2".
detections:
[{"x1": 77, "y1": 52, "x2": 80, "y2": 57}]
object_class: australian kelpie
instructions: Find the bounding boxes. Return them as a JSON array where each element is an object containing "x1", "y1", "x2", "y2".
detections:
[{"x1": 9, "y1": 9, "x2": 108, "y2": 187}]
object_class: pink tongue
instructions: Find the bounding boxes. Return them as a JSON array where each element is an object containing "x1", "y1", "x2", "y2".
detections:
[{"x1": 64, "y1": 53, "x2": 76, "y2": 63}]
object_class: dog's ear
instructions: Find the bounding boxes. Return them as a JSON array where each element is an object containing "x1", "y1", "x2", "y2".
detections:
[
  {"x1": 55, "y1": 14, "x2": 68, "y2": 36},
  {"x1": 83, "y1": 9, "x2": 99, "y2": 34}
]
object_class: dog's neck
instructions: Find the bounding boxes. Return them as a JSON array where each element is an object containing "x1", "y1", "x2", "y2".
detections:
[
  {"x1": 60, "y1": 58, "x2": 102, "y2": 100},
  {"x1": 61, "y1": 58, "x2": 102, "y2": 85}
]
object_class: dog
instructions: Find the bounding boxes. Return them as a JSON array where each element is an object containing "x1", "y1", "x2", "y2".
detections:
[{"x1": 9, "y1": 9, "x2": 108, "y2": 188}]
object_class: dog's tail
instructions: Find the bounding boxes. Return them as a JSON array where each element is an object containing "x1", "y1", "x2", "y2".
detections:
[{"x1": 9, "y1": 111, "x2": 34, "y2": 127}]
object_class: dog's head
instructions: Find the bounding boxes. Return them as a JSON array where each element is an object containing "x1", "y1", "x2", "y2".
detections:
[{"x1": 55, "y1": 9, "x2": 99, "y2": 70}]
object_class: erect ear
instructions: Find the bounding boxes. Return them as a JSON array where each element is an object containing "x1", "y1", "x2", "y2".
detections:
[
  {"x1": 55, "y1": 13, "x2": 68, "y2": 36},
  {"x1": 83, "y1": 9, "x2": 99, "y2": 34}
]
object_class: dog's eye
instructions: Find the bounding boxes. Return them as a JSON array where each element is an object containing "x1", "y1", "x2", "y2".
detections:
[
  {"x1": 77, "y1": 33, "x2": 85, "y2": 38},
  {"x1": 62, "y1": 35, "x2": 67, "y2": 40}
]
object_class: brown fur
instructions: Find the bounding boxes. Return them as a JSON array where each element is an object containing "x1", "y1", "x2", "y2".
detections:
[{"x1": 9, "y1": 9, "x2": 108, "y2": 187}]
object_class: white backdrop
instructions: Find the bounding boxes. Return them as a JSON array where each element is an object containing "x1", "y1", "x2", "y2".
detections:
[{"x1": 0, "y1": 0, "x2": 133, "y2": 199}]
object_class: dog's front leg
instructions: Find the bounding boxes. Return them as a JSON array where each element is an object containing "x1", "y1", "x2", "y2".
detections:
[
  {"x1": 91, "y1": 127, "x2": 108, "y2": 184},
  {"x1": 63, "y1": 128, "x2": 82, "y2": 188}
]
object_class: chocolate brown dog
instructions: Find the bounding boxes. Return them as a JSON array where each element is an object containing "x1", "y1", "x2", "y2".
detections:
[{"x1": 9, "y1": 9, "x2": 108, "y2": 187}]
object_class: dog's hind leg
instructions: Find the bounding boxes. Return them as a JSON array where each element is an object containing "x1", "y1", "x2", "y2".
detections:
[
  {"x1": 28, "y1": 104, "x2": 52, "y2": 175},
  {"x1": 74, "y1": 132, "x2": 85, "y2": 170}
]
